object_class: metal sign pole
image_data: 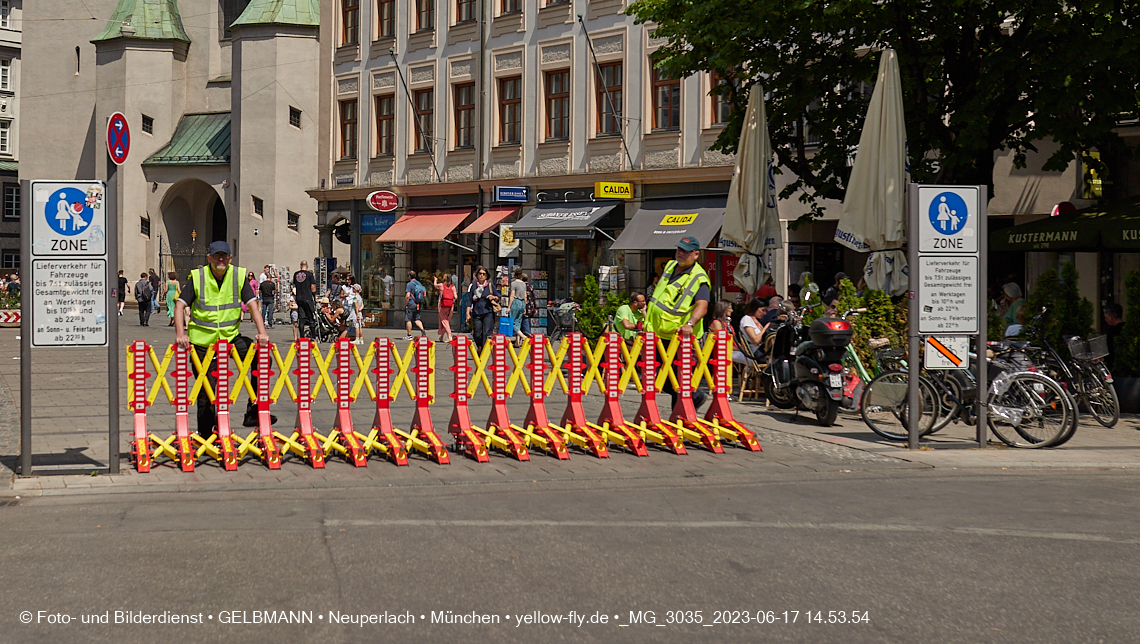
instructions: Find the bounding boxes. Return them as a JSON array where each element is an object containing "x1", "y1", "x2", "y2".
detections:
[
  {"x1": 907, "y1": 187, "x2": 920, "y2": 450},
  {"x1": 976, "y1": 187, "x2": 988, "y2": 448},
  {"x1": 107, "y1": 166, "x2": 120, "y2": 473},
  {"x1": 18, "y1": 180, "x2": 30, "y2": 476}
]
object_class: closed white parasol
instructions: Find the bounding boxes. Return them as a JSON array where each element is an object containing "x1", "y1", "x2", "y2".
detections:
[
  {"x1": 722, "y1": 84, "x2": 781, "y2": 295},
  {"x1": 834, "y1": 49, "x2": 909, "y2": 296}
]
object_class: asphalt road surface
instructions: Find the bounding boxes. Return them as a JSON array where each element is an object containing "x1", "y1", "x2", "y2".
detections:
[{"x1": 1, "y1": 467, "x2": 1137, "y2": 644}]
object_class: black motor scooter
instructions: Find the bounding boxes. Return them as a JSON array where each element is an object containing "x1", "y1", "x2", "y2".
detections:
[{"x1": 763, "y1": 289, "x2": 863, "y2": 426}]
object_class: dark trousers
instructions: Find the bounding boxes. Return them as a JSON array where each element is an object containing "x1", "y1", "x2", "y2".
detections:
[
  {"x1": 137, "y1": 299, "x2": 151, "y2": 325},
  {"x1": 296, "y1": 299, "x2": 316, "y2": 339},
  {"x1": 471, "y1": 311, "x2": 496, "y2": 351},
  {"x1": 194, "y1": 335, "x2": 259, "y2": 438}
]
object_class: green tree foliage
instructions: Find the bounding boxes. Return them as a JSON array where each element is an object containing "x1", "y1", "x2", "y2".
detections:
[
  {"x1": 1112, "y1": 271, "x2": 1140, "y2": 378},
  {"x1": 1021, "y1": 264, "x2": 1094, "y2": 352},
  {"x1": 576, "y1": 276, "x2": 606, "y2": 340},
  {"x1": 627, "y1": 0, "x2": 1140, "y2": 216}
]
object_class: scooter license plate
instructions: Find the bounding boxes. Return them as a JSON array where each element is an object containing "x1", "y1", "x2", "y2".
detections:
[{"x1": 828, "y1": 374, "x2": 842, "y2": 388}]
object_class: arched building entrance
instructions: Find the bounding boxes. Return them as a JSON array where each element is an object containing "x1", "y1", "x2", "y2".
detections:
[{"x1": 157, "y1": 178, "x2": 227, "y2": 275}]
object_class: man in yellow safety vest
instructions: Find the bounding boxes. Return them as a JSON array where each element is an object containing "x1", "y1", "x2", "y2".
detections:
[
  {"x1": 645, "y1": 236, "x2": 711, "y2": 409},
  {"x1": 175, "y1": 241, "x2": 276, "y2": 437}
]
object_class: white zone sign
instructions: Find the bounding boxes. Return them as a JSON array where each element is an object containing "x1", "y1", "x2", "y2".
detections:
[
  {"x1": 32, "y1": 259, "x2": 108, "y2": 347},
  {"x1": 918, "y1": 256, "x2": 978, "y2": 334},
  {"x1": 918, "y1": 186, "x2": 979, "y2": 253},
  {"x1": 31, "y1": 181, "x2": 107, "y2": 256},
  {"x1": 924, "y1": 336, "x2": 969, "y2": 370}
]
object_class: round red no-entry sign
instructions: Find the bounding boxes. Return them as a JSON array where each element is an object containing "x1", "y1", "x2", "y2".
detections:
[
  {"x1": 367, "y1": 190, "x2": 399, "y2": 212},
  {"x1": 107, "y1": 112, "x2": 131, "y2": 165}
]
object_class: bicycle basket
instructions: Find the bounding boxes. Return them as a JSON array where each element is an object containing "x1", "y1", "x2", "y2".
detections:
[
  {"x1": 553, "y1": 306, "x2": 577, "y2": 327},
  {"x1": 1068, "y1": 335, "x2": 1108, "y2": 361}
]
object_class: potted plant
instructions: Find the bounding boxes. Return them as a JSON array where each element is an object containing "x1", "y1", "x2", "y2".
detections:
[{"x1": 0, "y1": 290, "x2": 19, "y2": 327}]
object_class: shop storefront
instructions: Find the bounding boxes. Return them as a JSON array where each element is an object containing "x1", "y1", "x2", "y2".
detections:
[
  {"x1": 613, "y1": 196, "x2": 727, "y2": 298},
  {"x1": 511, "y1": 201, "x2": 626, "y2": 305},
  {"x1": 372, "y1": 207, "x2": 473, "y2": 325}
]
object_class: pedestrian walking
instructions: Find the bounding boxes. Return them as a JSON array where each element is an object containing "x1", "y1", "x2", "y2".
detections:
[
  {"x1": 165, "y1": 272, "x2": 179, "y2": 326},
  {"x1": 288, "y1": 296, "x2": 299, "y2": 341},
  {"x1": 645, "y1": 236, "x2": 711, "y2": 409},
  {"x1": 459, "y1": 275, "x2": 472, "y2": 333},
  {"x1": 148, "y1": 269, "x2": 162, "y2": 314},
  {"x1": 508, "y1": 269, "x2": 527, "y2": 346},
  {"x1": 348, "y1": 283, "x2": 364, "y2": 344},
  {"x1": 117, "y1": 270, "x2": 127, "y2": 316},
  {"x1": 434, "y1": 273, "x2": 456, "y2": 343},
  {"x1": 134, "y1": 272, "x2": 153, "y2": 326},
  {"x1": 466, "y1": 266, "x2": 499, "y2": 350},
  {"x1": 292, "y1": 260, "x2": 317, "y2": 339},
  {"x1": 174, "y1": 241, "x2": 276, "y2": 437},
  {"x1": 259, "y1": 273, "x2": 277, "y2": 327},
  {"x1": 404, "y1": 270, "x2": 428, "y2": 340}
]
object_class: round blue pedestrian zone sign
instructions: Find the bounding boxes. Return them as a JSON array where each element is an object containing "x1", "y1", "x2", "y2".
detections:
[
  {"x1": 927, "y1": 191, "x2": 969, "y2": 235},
  {"x1": 45, "y1": 187, "x2": 93, "y2": 236}
]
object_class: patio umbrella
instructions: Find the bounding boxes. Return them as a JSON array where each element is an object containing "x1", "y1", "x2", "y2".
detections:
[
  {"x1": 722, "y1": 83, "x2": 781, "y2": 295},
  {"x1": 834, "y1": 49, "x2": 909, "y2": 296}
]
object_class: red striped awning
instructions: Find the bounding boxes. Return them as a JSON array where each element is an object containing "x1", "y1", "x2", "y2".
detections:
[
  {"x1": 376, "y1": 208, "x2": 473, "y2": 242},
  {"x1": 460, "y1": 206, "x2": 519, "y2": 234}
]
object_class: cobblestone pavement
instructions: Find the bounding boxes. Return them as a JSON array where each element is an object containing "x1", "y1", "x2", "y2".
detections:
[{"x1": 3, "y1": 318, "x2": 1140, "y2": 495}]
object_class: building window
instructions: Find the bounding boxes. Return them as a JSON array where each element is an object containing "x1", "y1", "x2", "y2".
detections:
[
  {"x1": 287, "y1": 211, "x2": 300, "y2": 232},
  {"x1": 376, "y1": 95, "x2": 395, "y2": 155},
  {"x1": 140, "y1": 216, "x2": 151, "y2": 237},
  {"x1": 457, "y1": 0, "x2": 475, "y2": 22},
  {"x1": 711, "y1": 72, "x2": 735, "y2": 125},
  {"x1": 343, "y1": 0, "x2": 360, "y2": 45},
  {"x1": 596, "y1": 62, "x2": 622, "y2": 135},
  {"x1": 252, "y1": 196, "x2": 264, "y2": 217},
  {"x1": 501, "y1": 0, "x2": 520, "y2": 12},
  {"x1": 547, "y1": 0, "x2": 569, "y2": 5},
  {"x1": 141, "y1": 114, "x2": 154, "y2": 134},
  {"x1": 0, "y1": 1, "x2": 9, "y2": 29},
  {"x1": 499, "y1": 76, "x2": 521, "y2": 144},
  {"x1": 340, "y1": 99, "x2": 358, "y2": 159},
  {"x1": 652, "y1": 65, "x2": 681, "y2": 131},
  {"x1": 0, "y1": 59, "x2": 9, "y2": 91},
  {"x1": 1, "y1": 250, "x2": 17, "y2": 270},
  {"x1": 378, "y1": 0, "x2": 395, "y2": 38},
  {"x1": 416, "y1": 0, "x2": 435, "y2": 31},
  {"x1": 289, "y1": 106, "x2": 302, "y2": 128},
  {"x1": 413, "y1": 89, "x2": 434, "y2": 152},
  {"x1": 454, "y1": 83, "x2": 475, "y2": 148},
  {"x1": 221, "y1": 0, "x2": 252, "y2": 38},
  {"x1": 2, "y1": 183, "x2": 17, "y2": 221},
  {"x1": 0, "y1": 121, "x2": 9, "y2": 154},
  {"x1": 545, "y1": 70, "x2": 570, "y2": 140}
]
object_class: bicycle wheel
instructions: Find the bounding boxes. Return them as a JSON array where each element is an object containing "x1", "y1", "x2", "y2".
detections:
[
  {"x1": 860, "y1": 371, "x2": 940, "y2": 441},
  {"x1": 925, "y1": 371, "x2": 961, "y2": 434},
  {"x1": 987, "y1": 371, "x2": 1072, "y2": 448},
  {"x1": 1082, "y1": 372, "x2": 1120, "y2": 428}
]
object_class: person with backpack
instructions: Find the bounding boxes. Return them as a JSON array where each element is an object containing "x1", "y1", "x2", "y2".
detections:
[
  {"x1": 434, "y1": 273, "x2": 456, "y2": 343},
  {"x1": 259, "y1": 273, "x2": 277, "y2": 327},
  {"x1": 404, "y1": 270, "x2": 428, "y2": 341},
  {"x1": 134, "y1": 272, "x2": 153, "y2": 326}
]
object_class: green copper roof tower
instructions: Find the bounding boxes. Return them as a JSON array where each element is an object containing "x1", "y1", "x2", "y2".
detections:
[
  {"x1": 92, "y1": 0, "x2": 190, "y2": 43},
  {"x1": 231, "y1": 0, "x2": 321, "y2": 28}
]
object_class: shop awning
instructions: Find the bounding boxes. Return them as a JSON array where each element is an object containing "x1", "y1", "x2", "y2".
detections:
[
  {"x1": 610, "y1": 197, "x2": 727, "y2": 250},
  {"x1": 460, "y1": 206, "x2": 518, "y2": 234},
  {"x1": 376, "y1": 208, "x2": 473, "y2": 242},
  {"x1": 509, "y1": 203, "x2": 619, "y2": 239},
  {"x1": 990, "y1": 198, "x2": 1140, "y2": 251}
]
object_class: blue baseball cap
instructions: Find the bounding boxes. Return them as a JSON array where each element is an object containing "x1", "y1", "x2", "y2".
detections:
[
  {"x1": 208, "y1": 241, "x2": 231, "y2": 256},
  {"x1": 675, "y1": 236, "x2": 701, "y2": 252}
]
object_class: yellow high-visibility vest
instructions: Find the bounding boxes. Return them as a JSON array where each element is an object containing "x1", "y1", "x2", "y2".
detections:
[
  {"x1": 645, "y1": 260, "x2": 710, "y2": 339},
  {"x1": 187, "y1": 265, "x2": 246, "y2": 346}
]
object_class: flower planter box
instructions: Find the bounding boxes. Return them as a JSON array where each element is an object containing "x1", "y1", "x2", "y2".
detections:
[{"x1": 0, "y1": 309, "x2": 19, "y2": 328}]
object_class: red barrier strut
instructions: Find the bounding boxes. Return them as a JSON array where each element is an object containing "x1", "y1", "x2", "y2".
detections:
[
  {"x1": 559, "y1": 332, "x2": 609, "y2": 458},
  {"x1": 409, "y1": 337, "x2": 450, "y2": 464},
  {"x1": 703, "y1": 331, "x2": 762, "y2": 451},
  {"x1": 212, "y1": 339, "x2": 239, "y2": 470},
  {"x1": 632, "y1": 332, "x2": 686, "y2": 455},
  {"x1": 596, "y1": 332, "x2": 648, "y2": 456},
  {"x1": 331, "y1": 338, "x2": 368, "y2": 466},
  {"x1": 519, "y1": 333, "x2": 569, "y2": 459},
  {"x1": 255, "y1": 342, "x2": 282, "y2": 469},
  {"x1": 446, "y1": 335, "x2": 489, "y2": 462},
  {"x1": 172, "y1": 344, "x2": 197, "y2": 471},
  {"x1": 670, "y1": 335, "x2": 723, "y2": 453},
  {"x1": 365, "y1": 338, "x2": 408, "y2": 465},
  {"x1": 486, "y1": 334, "x2": 528, "y2": 460},
  {"x1": 290, "y1": 338, "x2": 326, "y2": 468},
  {"x1": 129, "y1": 340, "x2": 153, "y2": 472}
]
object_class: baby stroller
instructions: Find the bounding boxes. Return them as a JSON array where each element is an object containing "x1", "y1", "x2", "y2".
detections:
[
  {"x1": 548, "y1": 300, "x2": 581, "y2": 343},
  {"x1": 311, "y1": 300, "x2": 342, "y2": 343}
]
